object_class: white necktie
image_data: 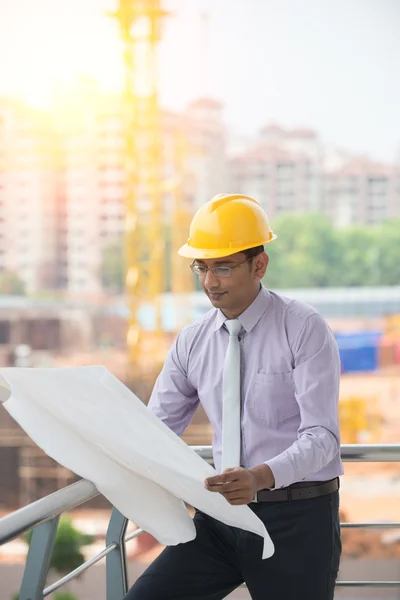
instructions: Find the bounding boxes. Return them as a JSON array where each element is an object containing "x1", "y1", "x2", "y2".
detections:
[{"x1": 221, "y1": 319, "x2": 242, "y2": 471}]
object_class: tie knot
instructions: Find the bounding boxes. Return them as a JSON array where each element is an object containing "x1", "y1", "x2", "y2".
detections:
[{"x1": 225, "y1": 319, "x2": 242, "y2": 337}]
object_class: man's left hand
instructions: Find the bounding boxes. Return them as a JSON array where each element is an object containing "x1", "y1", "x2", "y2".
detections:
[
  {"x1": 205, "y1": 464, "x2": 275, "y2": 505},
  {"x1": 204, "y1": 467, "x2": 258, "y2": 505}
]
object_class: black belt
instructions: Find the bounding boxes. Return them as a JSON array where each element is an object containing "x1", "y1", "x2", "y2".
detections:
[{"x1": 252, "y1": 477, "x2": 340, "y2": 503}]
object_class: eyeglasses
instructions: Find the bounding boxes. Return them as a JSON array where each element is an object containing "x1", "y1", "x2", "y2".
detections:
[{"x1": 190, "y1": 257, "x2": 252, "y2": 278}]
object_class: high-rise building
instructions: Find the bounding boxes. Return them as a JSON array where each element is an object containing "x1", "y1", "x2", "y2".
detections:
[
  {"x1": 0, "y1": 99, "x2": 60, "y2": 293},
  {"x1": 229, "y1": 124, "x2": 400, "y2": 228},
  {"x1": 323, "y1": 156, "x2": 399, "y2": 227},
  {"x1": 53, "y1": 83, "x2": 125, "y2": 295},
  {"x1": 228, "y1": 124, "x2": 323, "y2": 220},
  {"x1": 184, "y1": 99, "x2": 227, "y2": 209}
]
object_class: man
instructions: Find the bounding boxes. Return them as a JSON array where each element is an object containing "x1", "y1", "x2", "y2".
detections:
[{"x1": 124, "y1": 193, "x2": 342, "y2": 600}]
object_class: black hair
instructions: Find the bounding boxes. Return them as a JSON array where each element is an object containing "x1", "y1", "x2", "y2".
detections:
[{"x1": 242, "y1": 245, "x2": 265, "y2": 260}]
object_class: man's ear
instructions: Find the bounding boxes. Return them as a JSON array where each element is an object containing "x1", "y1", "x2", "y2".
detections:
[{"x1": 254, "y1": 253, "x2": 269, "y2": 281}]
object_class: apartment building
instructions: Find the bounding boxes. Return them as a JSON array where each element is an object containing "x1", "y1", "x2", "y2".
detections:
[
  {"x1": 323, "y1": 156, "x2": 400, "y2": 227},
  {"x1": 229, "y1": 124, "x2": 400, "y2": 228},
  {"x1": 53, "y1": 83, "x2": 125, "y2": 295},
  {"x1": 228, "y1": 124, "x2": 323, "y2": 221},
  {"x1": 0, "y1": 99, "x2": 60, "y2": 293},
  {"x1": 184, "y1": 98, "x2": 227, "y2": 209}
]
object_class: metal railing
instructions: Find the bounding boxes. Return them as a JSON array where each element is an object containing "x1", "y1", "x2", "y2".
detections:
[{"x1": 1, "y1": 444, "x2": 400, "y2": 598}]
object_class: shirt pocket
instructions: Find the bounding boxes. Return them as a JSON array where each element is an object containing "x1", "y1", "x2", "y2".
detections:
[{"x1": 249, "y1": 372, "x2": 299, "y2": 427}]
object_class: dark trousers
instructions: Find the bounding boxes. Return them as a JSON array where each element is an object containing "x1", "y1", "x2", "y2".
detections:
[{"x1": 124, "y1": 491, "x2": 341, "y2": 600}]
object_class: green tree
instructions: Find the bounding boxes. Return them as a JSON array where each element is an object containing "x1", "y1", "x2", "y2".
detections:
[
  {"x1": 16, "y1": 515, "x2": 95, "y2": 600},
  {"x1": 98, "y1": 215, "x2": 400, "y2": 292},
  {"x1": 374, "y1": 219, "x2": 400, "y2": 285},
  {"x1": 334, "y1": 227, "x2": 378, "y2": 286},
  {"x1": 265, "y1": 213, "x2": 341, "y2": 288},
  {"x1": 0, "y1": 270, "x2": 26, "y2": 295},
  {"x1": 25, "y1": 515, "x2": 94, "y2": 575},
  {"x1": 100, "y1": 243, "x2": 124, "y2": 293}
]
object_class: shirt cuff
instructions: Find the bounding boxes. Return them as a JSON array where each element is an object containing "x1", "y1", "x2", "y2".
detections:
[{"x1": 264, "y1": 454, "x2": 297, "y2": 489}]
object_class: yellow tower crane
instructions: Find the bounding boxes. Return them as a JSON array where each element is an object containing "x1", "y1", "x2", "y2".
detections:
[
  {"x1": 110, "y1": 1, "x2": 195, "y2": 383},
  {"x1": 109, "y1": 1, "x2": 168, "y2": 379},
  {"x1": 170, "y1": 130, "x2": 197, "y2": 327}
]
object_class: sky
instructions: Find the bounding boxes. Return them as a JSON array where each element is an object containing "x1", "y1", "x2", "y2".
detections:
[{"x1": 0, "y1": 0, "x2": 399, "y2": 161}]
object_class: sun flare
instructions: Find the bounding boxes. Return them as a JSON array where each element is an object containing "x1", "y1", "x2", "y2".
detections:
[{"x1": 4, "y1": 2, "x2": 123, "y2": 108}]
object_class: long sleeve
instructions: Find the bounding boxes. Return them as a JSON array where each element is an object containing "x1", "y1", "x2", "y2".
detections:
[
  {"x1": 265, "y1": 313, "x2": 341, "y2": 488},
  {"x1": 148, "y1": 331, "x2": 200, "y2": 435}
]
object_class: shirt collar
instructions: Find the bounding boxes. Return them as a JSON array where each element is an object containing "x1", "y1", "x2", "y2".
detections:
[{"x1": 213, "y1": 284, "x2": 271, "y2": 333}]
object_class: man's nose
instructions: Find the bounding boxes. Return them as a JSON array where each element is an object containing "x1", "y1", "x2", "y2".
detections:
[{"x1": 204, "y1": 269, "x2": 219, "y2": 288}]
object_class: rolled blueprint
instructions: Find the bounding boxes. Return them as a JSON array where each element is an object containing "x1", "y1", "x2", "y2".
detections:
[{"x1": 0, "y1": 366, "x2": 274, "y2": 559}]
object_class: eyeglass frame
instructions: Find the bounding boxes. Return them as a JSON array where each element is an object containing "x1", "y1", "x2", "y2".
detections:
[{"x1": 190, "y1": 256, "x2": 253, "y2": 278}]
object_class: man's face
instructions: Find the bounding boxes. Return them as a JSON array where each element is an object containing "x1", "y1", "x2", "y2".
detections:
[{"x1": 194, "y1": 252, "x2": 268, "y2": 316}]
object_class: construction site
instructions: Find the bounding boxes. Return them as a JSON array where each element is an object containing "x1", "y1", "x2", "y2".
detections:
[{"x1": 1, "y1": 0, "x2": 400, "y2": 598}]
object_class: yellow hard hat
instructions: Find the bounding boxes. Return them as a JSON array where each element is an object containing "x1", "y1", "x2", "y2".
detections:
[{"x1": 178, "y1": 193, "x2": 277, "y2": 259}]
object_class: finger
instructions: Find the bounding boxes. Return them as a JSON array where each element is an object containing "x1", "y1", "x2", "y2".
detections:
[
  {"x1": 222, "y1": 490, "x2": 248, "y2": 500},
  {"x1": 204, "y1": 473, "x2": 232, "y2": 485},
  {"x1": 222, "y1": 468, "x2": 243, "y2": 479},
  {"x1": 205, "y1": 472, "x2": 238, "y2": 486},
  {"x1": 205, "y1": 482, "x2": 232, "y2": 493},
  {"x1": 205, "y1": 476, "x2": 246, "y2": 491},
  {"x1": 217, "y1": 482, "x2": 245, "y2": 493},
  {"x1": 224, "y1": 495, "x2": 249, "y2": 505},
  {"x1": 206, "y1": 485, "x2": 222, "y2": 493},
  {"x1": 205, "y1": 474, "x2": 235, "y2": 486}
]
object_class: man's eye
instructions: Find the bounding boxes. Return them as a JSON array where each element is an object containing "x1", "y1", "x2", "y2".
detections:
[{"x1": 215, "y1": 267, "x2": 230, "y2": 274}]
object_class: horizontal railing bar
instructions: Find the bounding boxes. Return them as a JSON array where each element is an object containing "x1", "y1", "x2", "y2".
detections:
[
  {"x1": 191, "y1": 444, "x2": 400, "y2": 462},
  {"x1": 340, "y1": 444, "x2": 400, "y2": 462},
  {"x1": 43, "y1": 542, "x2": 118, "y2": 596},
  {"x1": 341, "y1": 522, "x2": 400, "y2": 529},
  {"x1": 240, "y1": 581, "x2": 400, "y2": 589},
  {"x1": 43, "y1": 527, "x2": 145, "y2": 596},
  {"x1": 336, "y1": 581, "x2": 400, "y2": 587},
  {"x1": 0, "y1": 479, "x2": 98, "y2": 545},
  {"x1": 125, "y1": 528, "x2": 145, "y2": 543}
]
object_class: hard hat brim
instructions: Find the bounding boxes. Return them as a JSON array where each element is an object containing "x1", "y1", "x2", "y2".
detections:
[{"x1": 177, "y1": 234, "x2": 277, "y2": 260}]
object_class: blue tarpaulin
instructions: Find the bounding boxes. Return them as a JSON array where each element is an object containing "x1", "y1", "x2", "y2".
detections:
[
  {"x1": 335, "y1": 331, "x2": 382, "y2": 373},
  {"x1": 338, "y1": 345, "x2": 378, "y2": 373}
]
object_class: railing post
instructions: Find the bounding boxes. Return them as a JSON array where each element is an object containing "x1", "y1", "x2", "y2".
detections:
[
  {"x1": 19, "y1": 516, "x2": 60, "y2": 600},
  {"x1": 106, "y1": 507, "x2": 129, "y2": 600}
]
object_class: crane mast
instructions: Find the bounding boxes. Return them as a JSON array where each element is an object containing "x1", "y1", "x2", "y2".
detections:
[{"x1": 110, "y1": 1, "x2": 167, "y2": 375}]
